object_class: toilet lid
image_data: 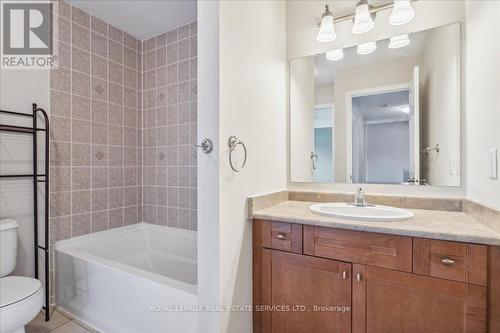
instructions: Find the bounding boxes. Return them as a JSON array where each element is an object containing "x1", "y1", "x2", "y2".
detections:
[{"x1": 0, "y1": 276, "x2": 42, "y2": 308}]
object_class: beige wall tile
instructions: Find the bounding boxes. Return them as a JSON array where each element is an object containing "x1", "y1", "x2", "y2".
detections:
[
  {"x1": 72, "y1": 190, "x2": 90, "y2": 214},
  {"x1": 109, "y1": 208, "x2": 124, "y2": 228},
  {"x1": 50, "y1": 216, "x2": 71, "y2": 243},
  {"x1": 92, "y1": 167, "x2": 108, "y2": 188},
  {"x1": 50, "y1": 167, "x2": 71, "y2": 192},
  {"x1": 50, "y1": 142, "x2": 71, "y2": 166},
  {"x1": 72, "y1": 71, "x2": 90, "y2": 97},
  {"x1": 51, "y1": 90, "x2": 71, "y2": 117},
  {"x1": 92, "y1": 77, "x2": 107, "y2": 101},
  {"x1": 50, "y1": 68, "x2": 71, "y2": 92},
  {"x1": 91, "y1": 100, "x2": 108, "y2": 123},
  {"x1": 72, "y1": 95, "x2": 90, "y2": 120},
  {"x1": 108, "y1": 25, "x2": 123, "y2": 44},
  {"x1": 92, "y1": 189, "x2": 108, "y2": 211},
  {"x1": 91, "y1": 32, "x2": 107, "y2": 57},
  {"x1": 50, "y1": 192, "x2": 71, "y2": 217},
  {"x1": 109, "y1": 40, "x2": 123, "y2": 64},
  {"x1": 72, "y1": 119, "x2": 90, "y2": 143},
  {"x1": 50, "y1": 116, "x2": 71, "y2": 141},
  {"x1": 91, "y1": 16, "x2": 107, "y2": 36},
  {"x1": 72, "y1": 47, "x2": 90, "y2": 74},
  {"x1": 71, "y1": 6, "x2": 90, "y2": 28},
  {"x1": 72, "y1": 167, "x2": 90, "y2": 190},
  {"x1": 92, "y1": 210, "x2": 108, "y2": 232},
  {"x1": 72, "y1": 23, "x2": 90, "y2": 50},
  {"x1": 72, "y1": 213, "x2": 91, "y2": 237}
]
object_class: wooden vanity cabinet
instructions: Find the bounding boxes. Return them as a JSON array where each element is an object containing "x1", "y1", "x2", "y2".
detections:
[
  {"x1": 260, "y1": 250, "x2": 352, "y2": 333},
  {"x1": 253, "y1": 219, "x2": 489, "y2": 333},
  {"x1": 352, "y1": 264, "x2": 486, "y2": 333}
]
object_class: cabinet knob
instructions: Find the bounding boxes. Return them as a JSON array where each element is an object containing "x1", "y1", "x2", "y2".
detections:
[
  {"x1": 342, "y1": 271, "x2": 347, "y2": 280},
  {"x1": 441, "y1": 257, "x2": 456, "y2": 266},
  {"x1": 276, "y1": 234, "x2": 286, "y2": 239},
  {"x1": 356, "y1": 273, "x2": 362, "y2": 282}
]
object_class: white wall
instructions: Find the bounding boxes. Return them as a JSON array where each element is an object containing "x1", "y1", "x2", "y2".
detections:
[
  {"x1": 197, "y1": 1, "x2": 221, "y2": 331},
  {"x1": 0, "y1": 69, "x2": 50, "y2": 278},
  {"x1": 314, "y1": 83, "x2": 334, "y2": 105},
  {"x1": 218, "y1": 1, "x2": 287, "y2": 332},
  {"x1": 420, "y1": 23, "x2": 461, "y2": 186},
  {"x1": 290, "y1": 57, "x2": 315, "y2": 182},
  {"x1": 464, "y1": 1, "x2": 500, "y2": 209}
]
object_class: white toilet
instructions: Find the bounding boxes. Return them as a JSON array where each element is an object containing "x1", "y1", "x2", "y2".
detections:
[{"x1": 0, "y1": 219, "x2": 44, "y2": 333}]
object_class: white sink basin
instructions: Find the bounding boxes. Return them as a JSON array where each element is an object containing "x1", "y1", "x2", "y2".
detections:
[{"x1": 310, "y1": 203, "x2": 414, "y2": 221}]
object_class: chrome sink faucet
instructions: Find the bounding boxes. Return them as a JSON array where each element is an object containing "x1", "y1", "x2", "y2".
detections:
[{"x1": 353, "y1": 187, "x2": 368, "y2": 207}]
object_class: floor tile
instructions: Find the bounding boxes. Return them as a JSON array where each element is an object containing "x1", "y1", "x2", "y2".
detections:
[
  {"x1": 50, "y1": 321, "x2": 90, "y2": 333},
  {"x1": 26, "y1": 310, "x2": 71, "y2": 333}
]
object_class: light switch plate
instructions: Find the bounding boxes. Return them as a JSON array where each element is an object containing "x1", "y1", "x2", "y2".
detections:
[{"x1": 489, "y1": 148, "x2": 498, "y2": 180}]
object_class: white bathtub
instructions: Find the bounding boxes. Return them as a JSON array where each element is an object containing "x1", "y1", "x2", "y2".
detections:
[{"x1": 55, "y1": 223, "x2": 198, "y2": 333}]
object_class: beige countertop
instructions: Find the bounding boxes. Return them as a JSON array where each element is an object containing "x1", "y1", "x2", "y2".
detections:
[{"x1": 252, "y1": 200, "x2": 500, "y2": 246}]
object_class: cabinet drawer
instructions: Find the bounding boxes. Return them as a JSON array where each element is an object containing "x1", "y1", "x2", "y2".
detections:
[
  {"x1": 261, "y1": 220, "x2": 302, "y2": 253},
  {"x1": 413, "y1": 239, "x2": 487, "y2": 286},
  {"x1": 304, "y1": 226, "x2": 412, "y2": 272}
]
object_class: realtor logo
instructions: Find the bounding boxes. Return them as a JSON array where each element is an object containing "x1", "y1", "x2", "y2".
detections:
[{"x1": 1, "y1": 1, "x2": 54, "y2": 68}]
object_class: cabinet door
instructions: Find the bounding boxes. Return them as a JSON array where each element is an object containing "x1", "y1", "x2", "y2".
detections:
[
  {"x1": 352, "y1": 264, "x2": 486, "y2": 333},
  {"x1": 260, "y1": 249, "x2": 351, "y2": 333}
]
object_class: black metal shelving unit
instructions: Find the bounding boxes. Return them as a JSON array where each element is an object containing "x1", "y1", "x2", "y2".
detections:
[{"x1": 0, "y1": 103, "x2": 50, "y2": 321}]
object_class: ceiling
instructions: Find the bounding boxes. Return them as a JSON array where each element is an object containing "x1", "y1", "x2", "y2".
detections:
[
  {"x1": 313, "y1": 29, "x2": 429, "y2": 85},
  {"x1": 68, "y1": 0, "x2": 197, "y2": 40},
  {"x1": 353, "y1": 90, "x2": 410, "y2": 123}
]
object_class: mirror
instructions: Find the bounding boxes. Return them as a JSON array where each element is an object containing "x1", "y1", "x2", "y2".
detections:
[{"x1": 290, "y1": 23, "x2": 461, "y2": 186}]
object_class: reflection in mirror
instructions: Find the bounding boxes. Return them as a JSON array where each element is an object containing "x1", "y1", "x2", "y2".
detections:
[{"x1": 290, "y1": 23, "x2": 460, "y2": 187}]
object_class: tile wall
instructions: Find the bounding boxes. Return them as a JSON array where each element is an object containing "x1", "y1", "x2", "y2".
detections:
[
  {"x1": 49, "y1": 1, "x2": 143, "y2": 300},
  {"x1": 141, "y1": 23, "x2": 198, "y2": 230},
  {"x1": 47, "y1": 0, "x2": 197, "y2": 302}
]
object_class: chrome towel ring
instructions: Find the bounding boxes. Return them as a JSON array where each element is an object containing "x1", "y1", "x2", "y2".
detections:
[{"x1": 228, "y1": 136, "x2": 247, "y2": 172}]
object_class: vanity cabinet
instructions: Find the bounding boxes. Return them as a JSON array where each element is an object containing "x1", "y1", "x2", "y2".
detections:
[
  {"x1": 253, "y1": 219, "x2": 489, "y2": 333},
  {"x1": 352, "y1": 264, "x2": 486, "y2": 333},
  {"x1": 260, "y1": 250, "x2": 351, "y2": 333}
]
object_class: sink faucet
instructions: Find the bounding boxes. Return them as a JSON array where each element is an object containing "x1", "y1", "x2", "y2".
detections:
[{"x1": 353, "y1": 187, "x2": 367, "y2": 207}]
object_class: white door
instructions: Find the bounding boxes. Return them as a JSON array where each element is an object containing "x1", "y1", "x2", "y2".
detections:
[{"x1": 409, "y1": 66, "x2": 420, "y2": 183}]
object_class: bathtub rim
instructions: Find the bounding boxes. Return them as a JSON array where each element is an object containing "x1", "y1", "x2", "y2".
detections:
[{"x1": 54, "y1": 222, "x2": 197, "y2": 295}]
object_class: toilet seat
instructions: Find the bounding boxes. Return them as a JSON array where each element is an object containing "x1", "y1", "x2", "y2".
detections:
[
  {"x1": 0, "y1": 276, "x2": 44, "y2": 333},
  {"x1": 0, "y1": 276, "x2": 42, "y2": 308}
]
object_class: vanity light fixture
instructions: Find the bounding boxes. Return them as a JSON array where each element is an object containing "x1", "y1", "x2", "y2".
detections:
[
  {"x1": 389, "y1": 1, "x2": 416, "y2": 26},
  {"x1": 389, "y1": 34, "x2": 410, "y2": 48},
  {"x1": 316, "y1": 5, "x2": 336, "y2": 42},
  {"x1": 357, "y1": 41, "x2": 377, "y2": 55},
  {"x1": 352, "y1": 0, "x2": 375, "y2": 34},
  {"x1": 326, "y1": 49, "x2": 344, "y2": 61}
]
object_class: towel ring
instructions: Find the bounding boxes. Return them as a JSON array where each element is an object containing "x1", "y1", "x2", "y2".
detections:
[{"x1": 228, "y1": 136, "x2": 247, "y2": 172}]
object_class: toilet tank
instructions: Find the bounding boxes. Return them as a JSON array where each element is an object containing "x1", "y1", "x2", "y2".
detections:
[{"x1": 0, "y1": 219, "x2": 19, "y2": 277}]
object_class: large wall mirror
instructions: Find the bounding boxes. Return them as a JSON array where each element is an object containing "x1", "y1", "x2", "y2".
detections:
[{"x1": 290, "y1": 22, "x2": 461, "y2": 187}]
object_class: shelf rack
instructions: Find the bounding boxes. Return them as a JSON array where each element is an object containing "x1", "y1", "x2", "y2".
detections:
[{"x1": 0, "y1": 103, "x2": 50, "y2": 321}]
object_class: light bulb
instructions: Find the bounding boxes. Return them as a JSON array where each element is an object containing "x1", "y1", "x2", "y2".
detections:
[
  {"x1": 357, "y1": 41, "x2": 377, "y2": 55},
  {"x1": 326, "y1": 49, "x2": 344, "y2": 61},
  {"x1": 352, "y1": 0, "x2": 375, "y2": 34},
  {"x1": 389, "y1": 34, "x2": 410, "y2": 48},
  {"x1": 390, "y1": 0, "x2": 415, "y2": 26},
  {"x1": 317, "y1": 5, "x2": 336, "y2": 42}
]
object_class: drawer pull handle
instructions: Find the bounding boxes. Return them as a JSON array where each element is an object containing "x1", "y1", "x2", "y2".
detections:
[
  {"x1": 441, "y1": 257, "x2": 456, "y2": 265},
  {"x1": 342, "y1": 271, "x2": 347, "y2": 280},
  {"x1": 356, "y1": 273, "x2": 362, "y2": 282},
  {"x1": 276, "y1": 234, "x2": 286, "y2": 239}
]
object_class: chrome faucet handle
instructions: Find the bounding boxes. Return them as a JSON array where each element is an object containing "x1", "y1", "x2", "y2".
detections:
[{"x1": 354, "y1": 187, "x2": 367, "y2": 206}]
